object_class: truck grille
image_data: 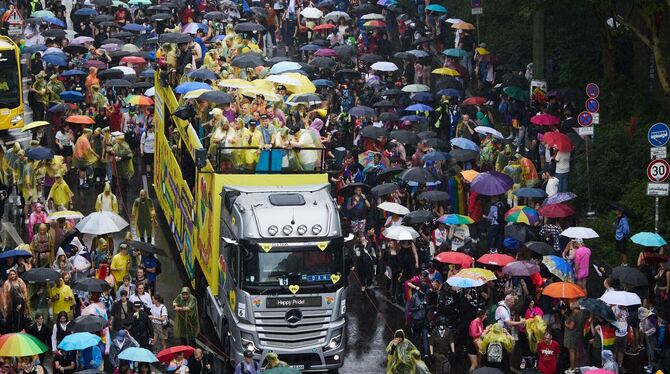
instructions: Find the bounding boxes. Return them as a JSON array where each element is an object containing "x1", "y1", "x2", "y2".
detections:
[{"x1": 254, "y1": 309, "x2": 332, "y2": 349}]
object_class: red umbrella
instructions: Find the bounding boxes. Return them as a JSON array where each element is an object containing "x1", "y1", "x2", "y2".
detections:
[
  {"x1": 543, "y1": 131, "x2": 573, "y2": 152},
  {"x1": 531, "y1": 113, "x2": 560, "y2": 126},
  {"x1": 435, "y1": 251, "x2": 473, "y2": 267},
  {"x1": 156, "y1": 345, "x2": 195, "y2": 362},
  {"x1": 120, "y1": 56, "x2": 146, "y2": 64},
  {"x1": 537, "y1": 203, "x2": 575, "y2": 218},
  {"x1": 477, "y1": 253, "x2": 515, "y2": 266},
  {"x1": 313, "y1": 23, "x2": 336, "y2": 31},
  {"x1": 65, "y1": 115, "x2": 95, "y2": 125},
  {"x1": 315, "y1": 48, "x2": 337, "y2": 57},
  {"x1": 462, "y1": 96, "x2": 486, "y2": 106}
]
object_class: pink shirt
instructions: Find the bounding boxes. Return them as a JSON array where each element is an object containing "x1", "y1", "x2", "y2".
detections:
[
  {"x1": 574, "y1": 246, "x2": 591, "y2": 279},
  {"x1": 469, "y1": 318, "x2": 484, "y2": 339}
]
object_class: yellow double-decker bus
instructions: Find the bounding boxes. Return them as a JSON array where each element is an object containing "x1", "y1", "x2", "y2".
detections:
[{"x1": 0, "y1": 35, "x2": 24, "y2": 130}]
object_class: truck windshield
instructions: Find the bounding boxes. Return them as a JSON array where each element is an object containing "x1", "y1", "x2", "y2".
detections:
[
  {"x1": 0, "y1": 51, "x2": 19, "y2": 109},
  {"x1": 241, "y1": 240, "x2": 343, "y2": 292}
]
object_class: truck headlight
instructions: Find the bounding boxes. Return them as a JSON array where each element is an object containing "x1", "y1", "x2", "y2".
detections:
[
  {"x1": 297, "y1": 225, "x2": 307, "y2": 235},
  {"x1": 340, "y1": 299, "x2": 346, "y2": 316},
  {"x1": 240, "y1": 334, "x2": 261, "y2": 354},
  {"x1": 324, "y1": 334, "x2": 342, "y2": 351},
  {"x1": 10, "y1": 115, "x2": 22, "y2": 124},
  {"x1": 311, "y1": 224, "x2": 322, "y2": 235},
  {"x1": 268, "y1": 225, "x2": 278, "y2": 236},
  {"x1": 282, "y1": 225, "x2": 293, "y2": 235}
]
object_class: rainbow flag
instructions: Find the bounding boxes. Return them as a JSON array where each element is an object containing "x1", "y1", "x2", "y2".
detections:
[{"x1": 600, "y1": 325, "x2": 616, "y2": 352}]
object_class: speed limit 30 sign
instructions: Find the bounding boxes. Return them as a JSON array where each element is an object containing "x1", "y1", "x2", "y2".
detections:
[{"x1": 648, "y1": 159, "x2": 670, "y2": 182}]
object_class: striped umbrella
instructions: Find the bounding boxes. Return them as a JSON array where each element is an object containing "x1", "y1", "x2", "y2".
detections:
[
  {"x1": 0, "y1": 333, "x2": 48, "y2": 357},
  {"x1": 437, "y1": 214, "x2": 474, "y2": 225},
  {"x1": 504, "y1": 205, "x2": 539, "y2": 225},
  {"x1": 542, "y1": 255, "x2": 575, "y2": 282}
]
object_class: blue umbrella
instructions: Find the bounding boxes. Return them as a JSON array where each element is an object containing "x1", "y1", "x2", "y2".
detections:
[
  {"x1": 187, "y1": 68, "x2": 218, "y2": 81},
  {"x1": 631, "y1": 232, "x2": 667, "y2": 247},
  {"x1": 58, "y1": 332, "x2": 101, "y2": 351},
  {"x1": 300, "y1": 44, "x2": 322, "y2": 52},
  {"x1": 23, "y1": 44, "x2": 47, "y2": 54},
  {"x1": 450, "y1": 137, "x2": 479, "y2": 152},
  {"x1": 48, "y1": 103, "x2": 71, "y2": 113},
  {"x1": 400, "y1": 115, "x2": 426, "y2": 122},
  {"x1": 446, "y1": 276, "x2": 484, "y2": 288},
  {"x1": 411, "y1": 92, "x2": 434, "y2": 102},
  {"x1": 544, "y1": 192, "x2": 577, "y2": 205},
  {"x1": 442, "y1": 48, "x2": 467, "y2": 58},
  {"x1": 405, "y1": 103, "x2": 433, "y2": 112},
  {"x1": 174, "y1": 82, "x2": 213, "y2": 94},
  {"x1": 42, "y1": 54, "x2": 68, "y2": 67},
  {"x1": 0, "y1": 249, "x2": 32, "y2": 260},
  {"x1": 317, "y1": 0, "x2": 335, "y2": 6},
  {"x1": 26, "y1": 146, "x2": 55, "y2": 160},
  {"x1": 60, "y1": 91, "x2": 84, "y2": 102},
  {"x1": 542, "y1": 255, "x2": 575, "y2": 282},
  {"x1": 426, "y1": 4, "x2": 447, "y2": 12},
  {"x1": 140, "y1": 69, "x2": 155, "y2": 78},
  {"x1": 513, "y1": 187, "x2": 548, "y2": 199},
  {"x1": 422, "y1": 151, "x2": 449, "y2": 162},
  {"x1": 118, "y1": 347, "x2": 158, "y2": 363},
  {"x1": 313, "y1": 79, "x2": 335, "y2": 87},
  {"x1": 61, "y1": 69, "x2": 87, "y2": 76},
  {"x1": 74, "y1": 8, "x2": 97, "y2": 16},
  {"x1": 122, "y1": 23, "x2": 146, "y2": 32},
  {"x1": 437, "y1": 88, "x2": 464, "y2": 97},
  {"x1": 44, "y1": 16, "x2": 66, "y2": 27}
]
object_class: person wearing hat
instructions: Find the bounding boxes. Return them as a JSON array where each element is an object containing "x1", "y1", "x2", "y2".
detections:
[
  {"x1": 109, "y1": 329, "x2": 139, "y2": 369},
  {"x1": 235, "y1": 350, "x2": 261, "y2": 374},
  {"x1": 129, "y1": 299, "x2": 154, "y2": 349},
  {"x1": 262, "y1": 352, "x2": 288, "y2": 370},
  {"x1": 46, "y1": 172, "x2": 73, "y2": 211},
  {"x1": 112, "y1": 134, "x2": 134, "y2": 203},
  {"x1": 48, "y1": 275, "x2": 74, "y2": 320},
  {"x1": 30, "y1": 71, "x2": 48, "y2": 121},
  {"x1": 242, "y1": 119, "x2": 263, "y2": 170},
  {"x1": 172, "y1": 286, "x2": 199, "y2": 346},
  {"x1": 47, "y1": 74, "x2": 65, "y2": 104},
  {"x1": 132, "y1": 189, "x2": 156, "y2": 243}
]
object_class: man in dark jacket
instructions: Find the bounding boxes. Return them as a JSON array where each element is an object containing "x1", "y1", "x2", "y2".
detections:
[
  {"x1": 129, "y1": 301, "x2": 154, "y2": 349},
  {"x1": 176, "y1": 42, "x2": 193, "y2": 75}
]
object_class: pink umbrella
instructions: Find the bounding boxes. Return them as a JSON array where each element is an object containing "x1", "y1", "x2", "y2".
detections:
[
  {"x1": 531, "y1": 113, "x2": 561, "y2": 126},
  {"x1": 71, "y1": 36, "x2": 94, "y2": 45},
  {"x1": 83, "y1": 60, "x2": 107, "y2": 69},
  {"x1": 315, "y1": 48, "x2": 337, "y2": 57}
]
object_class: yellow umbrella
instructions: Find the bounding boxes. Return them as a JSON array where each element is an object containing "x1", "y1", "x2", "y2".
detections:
[
  {"x1": 218, "y1": 78, "x2": 253, "y2": 90},
  {"x1": 432, "y1": 67, "x2": 460, "y2": 76},
  {"x1": 47, "y1": 210, "x2": 84, "y2": 221},
  {"x1": 476, "y1": 47, "x2": 490, "y2": 55},
  {"x1": 250, "y1": 79, "x2": 275, "y2": 92},
  {"x1": 282, "y1": 72, "x2": 316, "y2": 94},
  {"x1": 452, "y1": 22, "x2": 475, "y2": 30},
  {"x1": 457, "y1": 268, "x2": 497, "y2": 281},
  {"x1": 240, "y1": 89, "x2": 282, "y2": 102},
  {"x1": 22, "y1": 121, "x2": 50, "y2": 132},
  {"x1": 183, "y1": 89, "x2": 212, "y2": 99}
]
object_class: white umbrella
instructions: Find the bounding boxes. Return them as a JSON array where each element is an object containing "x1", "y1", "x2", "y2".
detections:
[
  {"x1": 401, "y1": 84, "x2": 430, "y2": 93},
  {"x1": 121, "y1": 43, "x2": 140, "y2": 53},
  {"x1": 446, "y1": 18, "x2": 463, "y2": 24},
  {"x1": 266, "y1": 74, "x2": 301, "y2": 86},
  {"x1": 324, "y1": 11, "x2": 350, "y2": 22},
  {"x1": 382, "y1": 225, "x2": 419, "y2": 241},
  {"x1": 474, "y1": 126, "x2": 503, "y2": 139},
  {"x1": 361, "y1": 13, "x2": 384, "y2": 20},
  {"x1": 75, "y1": 211, "x2": 129, "y2": 235},
  {"x1": 300, "y1": 7, "x2": 323, "y2": 19},
  {"x1": 110, "y1": 66, "x2": 136, "y2": 76},
  {"x1": 378, "y1": 202, "x2": 410, "y2": 215},
  {"x1": 370, "y1": 61, "x2": 399, "y2": 72},
  {"x1": 269, "y1": 61, "x2": 302, "y2": 75},
  {"x1": 599, "y1": 290, "x2": 641, "y2": 306},
  {"x1": 144, "y1": 87, "x2": 155, "y2": 97},
  {"x1": 560, "y1": 226, "x2": 599, "y2": 239}
]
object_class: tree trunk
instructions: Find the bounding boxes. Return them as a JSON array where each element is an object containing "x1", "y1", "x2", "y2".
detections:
[
  {"x1": 599, "y1": 22, "x2": 617, "y2": 81},
  {"x1": 651, "y1": 34, "x2": 670, "y2": 98},
  {"x1": 532, "y1": 9, "x2": 545, "y2": 80}
]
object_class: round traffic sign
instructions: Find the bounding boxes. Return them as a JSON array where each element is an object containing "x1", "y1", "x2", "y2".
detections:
[
  {"x1": 648, "y1": 122, "x2": 670, "y2": 147},
  {"x1": 577, "y1": 111, "x2": 593, "y2": 127},
  {"x1": 647, "y1": 159, "x2": 670, "y2": 182},
  {"x1": 585, "y1": 98, "x2": 600, "y2": 113},
  {"x1": 585, "y1": 83, "x2": 600, "y2": 98}
]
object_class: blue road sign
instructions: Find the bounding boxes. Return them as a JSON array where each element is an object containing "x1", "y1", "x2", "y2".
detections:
[
  {"x1": 648, "y1": 122, "x2": 670, "y2": 147},
  {"x1": 586, "y1": 83, "x2": 600, "y2": 99},
  {"x1": 578, "y1": 111, "x2": 593, "y2": 127},
  {"x1": 585, "y1": 98, "x2": 599, "y2": 113}
]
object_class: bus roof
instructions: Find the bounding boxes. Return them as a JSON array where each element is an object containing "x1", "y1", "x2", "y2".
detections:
[{"x1": 0, "y1": 36, "x2": 18, "y2": 51}]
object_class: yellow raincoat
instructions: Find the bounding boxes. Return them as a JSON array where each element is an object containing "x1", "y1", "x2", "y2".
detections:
[
  {"x1": 525, "y1": 316, "x2": 547, "y2": 353},
  {"x1": 479, "y1": 323, "x2": 514, "y2": 354}
]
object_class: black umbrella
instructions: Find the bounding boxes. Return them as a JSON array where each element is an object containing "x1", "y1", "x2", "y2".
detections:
[
  {"x1": 98, "y1": 21, "x2": 120, "y2": 28},
  {"x1": 42, "y1": 29, "x2": 66, "y2": 38},
  {"x1": 579, "y1": 298, "x2": 616, "y2": 322},
  {"x1": 424, "y1": 138, "x2": 450, "y2": 150},
  {"x1": 75, "y1": 370, "x2": 105, "y2": 374},
  {"x1": 525, "y1": 241, "x2": 555, "y2": 256},
  {"x1": 611, "y1": 266, "x2": 648, "y2": 286},
  {"x1": 449, "y1": 149, "x2": 479, "y2": 162},
  {"x1": 97, "y1": 69, "x2": 125, "y2": 80},
  {"x1": 371, "y1": 183, "x2": 399, "y2": 197},
  {"x1": 111, "y1": 31, "x2": 133, "y2": 39},
  {"x1": 109, "y1": 50, "x2": 131, "y2": 59},
  {"x1": 381, "y1": 88, "x2": 404, "y2": 97},
  {"x1": 338, "y1": 183, "x2": 371, "y2": 197},
  {"x1": 132, "y1": 81, "x2": 153, "y2": 89},
  {"x1": 147, "y1": 4, "x2": 170, "y2": 12},
  {"x1": 349, "y1": 106, "x2": 376, "y2": 118},
  {"x1": 403, "y1": 210, "x2": 437, "y2": 225},
  {"x1": 104, "y1": 79, "x2": 133, "y2": 88},
  {"x1": 333, "y1": 44, "x2": 356, "y2": 57},
  {"x1": 352, "y1": 3, "x2": 377, "y2": 13},
  {"x1": 333, "y1": 69, "x2": 361, "y2": 81},
  {"x1": 607, "y1": 201, "x2": 636, "y2": 218},
  {"x1": 163, "y1": 0, "x2": 186, "y2": 8},
  {"x1": 49, "y1": 103, "x2": 71, "y2": 113},
  {"x1": 417, "y1": 190, "x2": 449, "y2": 202},
  {"x1": 310, "y1": 57, "x2": 336, "y2": 69},
  {"x1": 417, "y1": 130, "x2": 437, "y2": 140},
  {"x1": 187, "y1": 68, "x2": 218, "y2": 81},
  {"x1": 93, "y1": 0, "x2": 112, "y2": 6},
  {"x1": 231, "y1": 54, "x2": 265, "y2": 68},
  {"x1": 234, "y1": 22, "x2": 265, "y2": 32},
  {"x1": 250, "y1": 6, "x2": 268, "y2": 17},
  {"x1": 389, "y1": 130, "x2": 420, "y2": 145},
  {"x1": 26, "y1": 146, "x2": 54, "y2": 160},
  {"x1": 92, "y1": 14, "x2": 114, "y2": 23},
  {"x1": 505, "y1": 223, "x2": 536, "y2": 242},
  {"x1": 267, "y1": 56, "x2": 291, "y2": 65},
  {"x1": 204, "y1": 11, "x2": 225, "y2": 21},
  {"x1": 72, "y1": 278, "x2": 111, "y2": 292},
  {"x1": 373, "y1": 100, "x2": 395, "y2": 108},
  {"x1": 359, "y1": 125, "x2": 387, "y2": 139},
  {"x1": 393, "y1": 52, "x2": 416, "y2": 60},
  {"x1": 311, "y1": 39, "x2": 328, "y2": 47},
  {"x1": 150, "y1": 13, "x2": 173, "y2": 21},
  {"x1": 67, "y1": 315, "x2": 108, "y2": 333},
  {"x1": 199, "y1": 91, "x2": 233, "y2": 104},
  {"x1": 64, "y1": 45, "x2": 88, "y2": 54},
  {"x1": 359, "y1": 53, "x2": 383, "y2": 64},
  {"x1": 128, "y1": 240, "x2": 166, "y2": 256},
  {"x1": 20, "y1": 268, "x2": 62, "y2": 283},
  {"x1": 399, "y1": 167, "x2": 437, "y2": 184},
  {"x1": 496, "y1": 64, "x2": 519, "y2": 72},
  {"x1": 159, "y1": 32, "x2": 191, "y2": 44},
  {"x1": 435, "y1": 77, "x2": 463, "y2": 90},
  {"x1": 379, "y1": 112, "x2": 399, "y2": 122}
]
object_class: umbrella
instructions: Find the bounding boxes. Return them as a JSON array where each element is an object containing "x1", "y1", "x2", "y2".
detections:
[
  {"x1": 182, "y1": 23, "x2": 208, "y2": 34},
  {"x1": 542, "y1": 281, "x2": 585, "y2": 299},
  {"x1": 447, "y1": 276, "x2": 485, "y2": 288},
  {"x1": 418, "y1": 131, "x2": 437, "y2": 140},
  {"x1": 471, "y1": 171, "x2": 513, "y2": 196},
  {"x1": 159, "y1": 32, "x2": 191, "y2": 44},
  {"x1": 405, "y1": 103, "x2": 433, "y2": 112},
  {"x1": 631, "y1": 232, "x2": 667, "y2": 247},
  {"x1": 83, "y1": 60, "x2": 107, "y2": 69},
  {"x1": 204, "y1": 11, "x2": 225, "y2": 21},
  {"x1": 74, "y1": 8, "x2": 97, "y2": 15},
  {"x1": 110, "y1": 66, "x2": 137, "y2": 77},
  {"x1": 0, "y1": 333, "x2": 48, "y2": 357},
  {"x1": 438, "y1": 214, "x2": 474, "y2": 225},
  {"x1": 175, "y1": 82, "x2": 213, "y2": 95},
  {"x1": 42, "y1": 54, "x2": 67, "y2": 67},
  {"x1": 309, "y1": 57, "x2": 336, "y2": 69},
  {"x1": 461, "y1": 170, "x2": 480, "y2": 182},
  {"x1": 450, "y1": 137, "x2": 479, "y2": 152},
  {"x1": 47, "y1": 210, "x2": 84, "y2": 220},
  {"x1": 406, "y1": 50, "x2": 430, "y2": 59},
  {"x1": 410, "y1": 92, "x2": 434, "y2": 102},
  {"x1": 449, "y1": 149, "x2": 479, "y2": 162},
  {"x1": 378, "y1": 202, "x2": 410, "y2": 215},
  {"x1": 48, "y1": 103, "x2": 72, "y2": 113},
  {"x1": 61, "y1": 69, "x2": 88, "y2": 77},
  {"x1": 376, "y1": 167, "x2": 404, "y2": 181},
  {"x1": 476, "y1": 253, "x2": 515, "y2": 267},
  {"x1": 505, "y1": 224, "x2": 536, "y2": 242},
  {"x1": 543, "y1": 131, "x2": 573, "y2": 151},
  {"x1": 472, "y1": 368, "x2": 504, "y2": 374},
  {"x1": 435, "y1": 251, "x2": 474, "y2": 267},
  {"x1": 371, "y1": 183, "x2": 399, "y2": 197},
  {"x1": 333, "y1": 68, "x2": 362, "y2": 80},
  {"x1": 234, "y1": 22, "x2": 265, "y2": 32},
  {"x1": 72, "y1": 278, "x2": 111, "y2": 293},
  {"x1": 363, "y1": 20, "x2": 386, "y2": 29},
  {"x1": 426, "y1": 3, "x2": 447, "y2": 12},
  {"x1": 58, "y1": 332, "x2": 101, "y2": 351},
  {"x1": 312, "y1": 79, "x2": 335, "y2": 87},
  {"x1": 531, "y1": 113, "x2": 561, "y2": 126},
  {"x1": 360, "y1": 53, "x2": 384, "y2": 63},
  {"x1": 544, "y1": 192, "x2": 577, "y2": 205},
  {"x1": 513, "y1": 188, "x2": 547, "y2": 199},
  {"x1": 599, "y1": 290, "x2": 641, "y2": 306},
  {"x1": 0, "y1": 249, "x2": 32, "y2": 260},
  {"x1": 324, "y1": 11, "x2": 350, "y2": 22},
  {"x1": 474, "y1": 126, "x2": 504, "y2": 139},
  {"x1": 452, "y1": 21, "x2": 475, "y2": 30},
  {"x1": 579, "y1": 298, "x2": 616, "y2": 322},
  {"x1": 382, "y1": 225, "x2": 420, "y2": 241},
  {"x1": 338, "y1": 183, "x2": 371, "y2": 197},
  {"x1": 198, "y1": 91, "x2": 233, "y2": 105},
  {"x1": 157, "y1": 346, "x2": 195, "y2": 362},
  {"x1": 525, "y1": 241, "x2": 555, "y2": 256},
  {"x1": 75, "y1": 211, "x2": 129, "y2": 235},
  {"x1": 502, "y1": 261, "x2": 540, "y2": 276},
  {"x1": 462, "y1": 96, "x2": 486, "y2": 106},
  {"x1": 503, "y1": 86, "x2": 529, "y2": 101},
  {"x1": 270, "y1": 61, "x2": 302, "y2": 75},
  {"x1": 67, "y1": 315, "x2": 108, "y2": 333},
  {"x1": 422, "y1": 151, "x2": 449, "y2": 162},
  {"x1": 313, "y1": 23, "x2": 336, "y2": 31},
  {"x1": 560, "y1": 227, "x2": 599, "y2": 239},
  {"x1": 542, "y1": 256, "x2": 575, "y2": 282},
  {"x1": 301, "y1": 7, "x2": 323, "y2": 18},
  {"x1": 126, "y1": 95, "x2": 154, "y2": 106},
  {"x1": 370, "y1": 61, "x2": 399, "y2": 72},
  {"x1": 122, "y1": 23, "x2": 147, "y2": 32},
  {"x1": 127, "y1": 241, "x2": 166, "y2": 256},
  {"x1": 314, "y1": 48, "x2": 337, "y2": 57},
  {"x1": 537, "y1": 203, "x2": 575, "y2": 218},
  {"x1": 437, "y1": 88, "x2": 464, "y2": 97},
  {"x1": 381, "y1": 88, "x2": 403, "y2": 96},
  {"x1": 505, "y1": 205, "x2": 539, "y2": 225},
  {"x1": 120, "y1": 56, "x2": 146, "y2": 65},
  {"x1": 403, "y1": 210, "x2": 437, "y2": 225},
  {"x1": 150, "y1": 13, "x2": 173, "y2": 21},
  {"x1": 417, "y1": 191, "x2": 449, "y2": 202},
  {"x1": 20, "y1": 267, "x2": 61, "y2": 283},
  {"x1": 97, "y1": 69, "x2": 125, "y2": 80},
  {"x1": 611, "y1": 266, "x2": 648, "y2": 287},
  {"x1": 59, "y1": 91, "x2": 85, "y2": 103},
  {"x1": 42, "y1": 28, "x2": 67, "y2": 38},
  {"x1": 394, "y1": 52, "x2": 416, "y2": 60},
  {"x1": 119, "y1": 347, "x2": 159, "y2": 363},
  {"x1": 442, "y1": 48, "x2": 468, "y2": 58},
  {"x1": 432, "y1": 68, "x2": 460, "y2": 76},
  {"x1": 402, "y1": 84, "x2": 430, "y2": 93},
  {"x1": 26, "y1": 146, "x2": 54, "y2": 161},
  {"x1": 399, "y1": 167, "x2": 438, "y2": 184},
  {"x1": 359, "y1": 125, "x2": 387, "y2": 139},
  {"x1": 607, "y1": 201, "x2": 635, "y2": 217},
  {"x1": 389, "y1": 130, "x2": 420, "y2": 145},
  {"x1": 349, "y1": 106, "x2": 376, "y2": 117},
  {"x1": 458, "y1": 268, "x2": 497, "y2": 281},
  {"x1": 22, "y1": 121, "x2": 51, "y2": 132},
  {"x1": 103, "y1": 79, "x2": 133, "y2": 88}
]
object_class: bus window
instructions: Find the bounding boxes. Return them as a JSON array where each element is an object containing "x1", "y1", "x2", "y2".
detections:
[{"x1": 0, "y1": 50, "x2": 19, "y2": 109}]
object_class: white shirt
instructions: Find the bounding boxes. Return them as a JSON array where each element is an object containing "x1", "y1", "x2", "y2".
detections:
[
  {"x1": 140, "y1": 131, "x2": 155, "y2": 154},
  {"x1": 545, "y1": 177, "x2": 559, "y2": 197},
  {"x1": 56, "y1": 131, "x2": 72, "y2": 147},
  {"x1": 129, "y1": 292, "x2": 152, "y2": 309},
  {"x1": 555, "y1": 151, "x2": 571, "y2": 173},
  {"x1": 150, "y1": 303, "x2": 168, "y2": 325}
]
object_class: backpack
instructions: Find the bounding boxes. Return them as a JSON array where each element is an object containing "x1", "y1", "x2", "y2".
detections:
[
  {"x1": 486, "y1": 341, "x2": 504, "y2": 363},
  {"x1": 125, "y1": 129, "x2": 138, "y2": 149},
  {"x1": 485, "y1": 303, "x2": 499, "y2": 326}
]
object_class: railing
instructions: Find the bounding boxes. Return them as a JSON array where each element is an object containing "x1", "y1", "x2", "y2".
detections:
[{"x1": 213, "y1": 145, "x2": 328, "y2": 174}]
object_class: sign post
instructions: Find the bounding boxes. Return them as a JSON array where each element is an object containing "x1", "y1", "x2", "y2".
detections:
[
  {"x1": 581, "y1": 83, "x2": 599, "y2": 216},
  {"x1": 471, "y1": 0, "x2": 483, "y2": 43},
  {"x1": 647, "y1": 125, "x2": 670, "y2": 232},
  {"x1": 5, "y1": 6, "x2": 24, "y2": 39}
]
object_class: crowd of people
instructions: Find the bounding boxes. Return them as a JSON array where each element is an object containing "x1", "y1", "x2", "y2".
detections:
[{"x1": 0, "y1": 0, "x2": 668, "y2": 372}]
